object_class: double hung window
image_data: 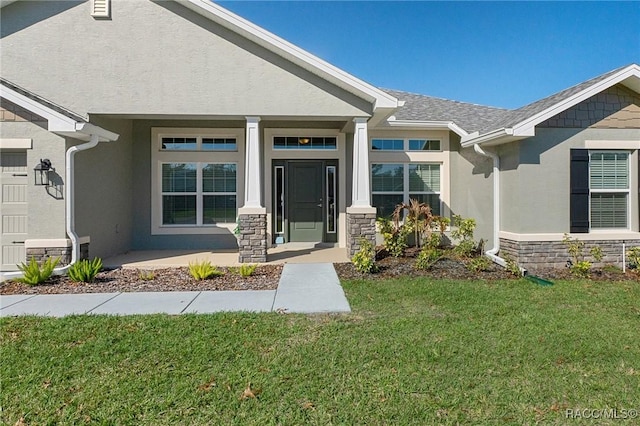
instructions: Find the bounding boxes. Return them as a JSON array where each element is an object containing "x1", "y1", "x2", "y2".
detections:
[{"x1": 371, "y1": 163, "x2": 441, "y2": 218}]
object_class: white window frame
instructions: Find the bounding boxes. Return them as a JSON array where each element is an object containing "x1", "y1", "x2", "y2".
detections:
[
  {"x1": 160, "y1": 162, "x2": 238, "y2": 227},
  {"x1": 370, "y1": 138, "x2": 442, "y2": 152},
  {"x1": 588, "y1": 150, "x2": 630, "y2": 231},
  {"x1": 371, "y1": 162, "x2": 442, "y2": 217},
  {"x1": 151, "y1": 128, "x2": 243, "y2": 235}
]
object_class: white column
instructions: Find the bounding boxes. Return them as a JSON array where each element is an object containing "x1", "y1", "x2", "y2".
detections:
[
  {"x1": 242, "y1": 116, "x2": 263, "y2": 210},
  {"x1": 350, "y1": 117, "x2": 372, "y2": 208}
]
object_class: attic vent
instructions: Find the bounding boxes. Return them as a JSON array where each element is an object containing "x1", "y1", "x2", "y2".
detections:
[{"x1": 91, "y1": 0, "x2": 111, "y2": 18}]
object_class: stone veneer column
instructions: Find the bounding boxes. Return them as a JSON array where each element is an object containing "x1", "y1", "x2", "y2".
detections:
[
  {"x1": 346, "y1": 117, "x2": 377, "y2": 257},
  {"x1": 237, "y1": 213, "x2": 267, "y2": 263},
  {"x1": 346, "y1": 210, "x2": 377, "y2": 257},
  {"x1": 237, "y1": 116, "x2": 267, "y2": 263}
]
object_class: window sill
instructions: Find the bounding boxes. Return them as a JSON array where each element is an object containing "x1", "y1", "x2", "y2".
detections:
[{"x1": 152, "y1": 224, "x2": 236, "y2": 235}]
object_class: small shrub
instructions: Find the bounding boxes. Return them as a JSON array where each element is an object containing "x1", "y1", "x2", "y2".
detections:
[
  {"x1": 451, "y1": 215, "x2": 478, "y2": 258},
  {"x1": 562, "y1": 234, "x2": 603, "y2": 276},
  {"x1": 627, "y1": 246, "x2": 640, "y2": 269},
  {"x1": 466, "y1": 256, "x2": 491, "y2": 272},
  {"x1": 233, "y1": 264, "x2": 257, "y2": 277},
  {"x1": 188, "y1": 260, "x2": 223, "y2": 280},
  {"x1": 415, "y1": 246, "x2": 442, "y2": 270},
  {"x1": 424, "y1": 232, "x2": 442, "y2": 250},
  {"x1": 17, "y1": 257, "x2": 60, "y2": 285},
  {"x1": 503, "y1": 256, "x2": 522, "y2": 277},
  {"x1": 139, "y1": 270, "x2": 155, "y2": 281},
  {"x1": 352, "y1": 238, "x2": 378, "y2": 273},
  {"x1": 67, "y1": 258, "x2": 103, "y2": 283},
  {"x1": 377, "y1": 217, "x2": 409, "y2": 257},
  {"x1": 453, "y1": 240, "x2": 476, "y2": 258},
  {"x1": 571, "y1": 260, "x2": 592, "y2": 278},
  {"x1": 590, "y1": 246, "x2": 604, "y2": 262}
]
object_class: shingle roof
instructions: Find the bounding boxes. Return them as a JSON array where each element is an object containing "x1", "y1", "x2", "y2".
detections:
[
  {"x1": 0, "y1": 77, "x2": 87, "y2": 123},
  {"x1": 383, "y1": 65, "x2": 636, "y2": 137},
  {"x1": 381, "y1": 89, "x2": 508, "y2": 133},
  {"x1": 477, "y1": 65, "x2": 629, "y2": 133}
]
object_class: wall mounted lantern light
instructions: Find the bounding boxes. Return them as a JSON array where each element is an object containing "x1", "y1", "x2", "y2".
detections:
[{"x1": 34, "y1": 158, "x2": 54, "y2": 186}]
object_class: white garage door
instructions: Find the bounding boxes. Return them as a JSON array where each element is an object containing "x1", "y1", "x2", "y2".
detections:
[{"x1": 0, "y1": 151, "x2": 28, "y2": 271}]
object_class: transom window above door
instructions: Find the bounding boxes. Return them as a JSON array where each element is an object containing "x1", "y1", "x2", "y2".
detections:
[
  {"x1": 161, "y1": 136, "x2": 237, "y2": 151},
  {"x1": 273, "y1": 136, "x2": 337, "y2": 150}
]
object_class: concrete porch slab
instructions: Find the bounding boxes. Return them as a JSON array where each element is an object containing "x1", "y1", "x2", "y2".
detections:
[
  {"x1": 90, "y1": 291, "x2": 200, "y2": 315},
  {"x1": 0, "y1": 293, "x2": 119, "y2": 317},
  {"x1": 184, "y1": 290, "x2": 276, "y2": 313},
  {"x1": 102, "y1": 245, "x2": 350, "y2": 269}
]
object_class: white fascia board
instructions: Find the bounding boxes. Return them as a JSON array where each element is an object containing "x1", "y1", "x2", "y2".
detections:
[
  {"x1": 182, "y1": 0, "x2": 398, "y2": 110},
  {"x1": 76, "y1": 122, "x2": 119, "y2": 142},
  {"x1": 385, "y1": 119, "x2": 469, "y2": 137},
  {"x1": 0, "y1": 85, "x2": 119, "y2": 142},
  {"x1": 0, "y1": 84, "x2": 78, "y2": 132},
  {"x1": 460, "y1": 128, "x2": 513, "y2": 147},
  {"x1": 511, "y1": 64, "x2": 640, "y2": 136}
]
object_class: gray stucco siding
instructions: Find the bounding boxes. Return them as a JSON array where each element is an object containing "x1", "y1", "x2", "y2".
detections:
[
  {"x1": 501, "y1": 127, "x2": 640, "y2": 234},
  {"x1": 71, "y1": 116, "x2": 133, "y2": 259},
  {"x1": 0, "y1": 121, "x2": 67, "y2": 240},
  {"x1": 449, "y1": 134, "x2": 494, "y2": 246},
  {"x1": 1, "y1": 0, "x2": 372, "y2": 119}
]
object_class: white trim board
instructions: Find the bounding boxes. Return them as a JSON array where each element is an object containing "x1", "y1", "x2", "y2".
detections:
[
  {"x1": 499, "y1": 231, "x2": 640, "y2": 242},
  {"x1": 0, "y1": 138, "x2": 32, "y2": 149}
]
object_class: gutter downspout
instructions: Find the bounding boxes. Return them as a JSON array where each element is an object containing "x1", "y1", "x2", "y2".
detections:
[
  {"x1": 52, "y1": 133, "x2": 101, "y2": 275},
  {"x1": 0, "y1": 133, "x2": 106, "y2": 281},
  {"x1": 473, "y1": 144, "x2": 506, "y2": 268}
]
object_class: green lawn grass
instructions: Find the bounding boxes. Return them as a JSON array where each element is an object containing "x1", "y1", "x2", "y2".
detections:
[{"x1": 2, "y1": 278, "x2": 639, "y2": 425}]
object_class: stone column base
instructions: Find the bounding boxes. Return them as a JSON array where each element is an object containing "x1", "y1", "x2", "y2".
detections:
[
  {"x1": 237, "y1": 213, "x2": 267, "y2": 263},
  {"x1": 346, "y1": 207, "x2": 377, "y2": 257}
]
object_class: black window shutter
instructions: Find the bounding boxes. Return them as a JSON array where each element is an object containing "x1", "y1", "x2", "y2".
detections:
[{"x1": 570, "y1": 149, "x2": 589, "y2": 233}]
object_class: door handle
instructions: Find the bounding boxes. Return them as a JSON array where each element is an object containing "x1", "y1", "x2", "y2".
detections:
[
  {"x1": 12, "y1": 241, "x2": 25, "y2": 244},
  {"x1": 316, "y1": 203, "x2": 322, "y2": 208}
]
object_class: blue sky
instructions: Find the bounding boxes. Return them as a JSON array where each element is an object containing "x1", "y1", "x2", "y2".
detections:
[{"x1": 218, "y1": 1, "x2": 640, "y2": 109}]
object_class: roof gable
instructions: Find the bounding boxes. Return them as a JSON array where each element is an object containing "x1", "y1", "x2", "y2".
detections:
[{"x1": 461, "y1": 64, "x2": 640, "y2": 146}]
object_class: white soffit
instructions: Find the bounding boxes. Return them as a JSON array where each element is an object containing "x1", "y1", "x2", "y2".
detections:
[{"x1": 181, "y1": 0, "x2": 398, "y2": 111}]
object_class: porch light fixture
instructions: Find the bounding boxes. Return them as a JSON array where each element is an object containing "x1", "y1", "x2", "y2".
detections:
[
  {"x1": 34, "y1": 158, "x2": 54, "y2": 186},
  {"x1": 298, "y1": 137, "x2": 310, "y2": 145}
]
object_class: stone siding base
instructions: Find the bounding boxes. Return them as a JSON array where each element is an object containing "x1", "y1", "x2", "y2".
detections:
[
  {"x1": 25, "y1": 242, "x2": 89, "y2": 266},
  {"x1": 238, "y1": 213, "x2": 267, "y2": 263},
  {"x1": 347, "y1": 212, "x2": 377, "y2": 257},
  {"x1": 500, "y1": 238, "x2": 640, "y2": 270}
]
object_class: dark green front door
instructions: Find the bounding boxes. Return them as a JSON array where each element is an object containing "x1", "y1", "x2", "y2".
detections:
[{"x1": 288, "y1": 162, "x2": 324, "y2": 242}]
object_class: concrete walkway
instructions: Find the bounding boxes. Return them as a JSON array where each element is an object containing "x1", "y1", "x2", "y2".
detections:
[{"x1": 0, "y1": 263, "x2": 350, "y2": 317}]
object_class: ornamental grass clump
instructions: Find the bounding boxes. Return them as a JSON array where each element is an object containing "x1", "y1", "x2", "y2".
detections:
[
  {"x1": 67, "y1": 258, "x2": 103, "y2": 283},
  {"x1": 232, "y1": 264, "x2": 257, "y2": 278},
  {"x1": 17, "y1": 257, "x2": 60, "y2": 285},
  {"x1": 188, "y1": 260, "x2": 223, "y2": 280}
]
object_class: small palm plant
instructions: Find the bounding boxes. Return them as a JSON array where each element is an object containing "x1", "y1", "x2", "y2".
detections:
[{"x1": 392, "y1": 198, "x2": 434, "y2": 248}]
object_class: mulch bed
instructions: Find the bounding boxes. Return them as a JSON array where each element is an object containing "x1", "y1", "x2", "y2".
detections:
[
  {"x1": 335, "y1": 249, "x2": 640, "y2": 282},
  {"x1": 0, "y1": 265, "x2": 282, "y2": 295},
  {"x1": 2, "y1": 252, "x2": 638, "y2": 295}
]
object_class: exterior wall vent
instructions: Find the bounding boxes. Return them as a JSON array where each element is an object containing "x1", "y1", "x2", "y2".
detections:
[{"x1": 91, "y1": 0, "x2": 111, "y2": 19}]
